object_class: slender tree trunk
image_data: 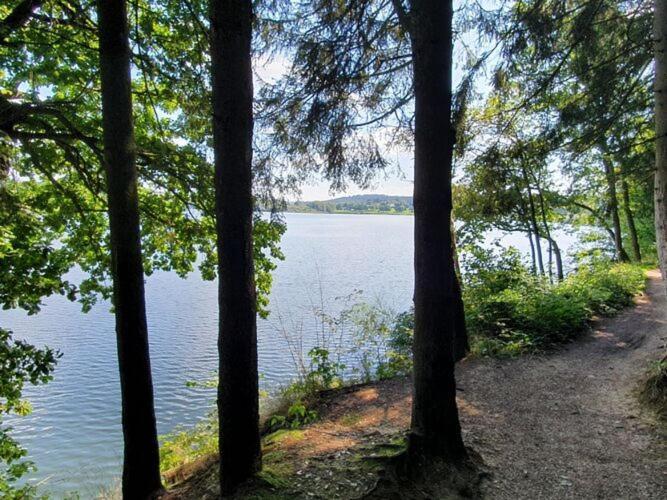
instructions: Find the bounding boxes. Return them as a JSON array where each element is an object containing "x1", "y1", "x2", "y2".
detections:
[
  {"x1": 655, "y1": 0, "x2": 667, "y2": 280},
  {"x1": 547, "y1": 239, "x2": 554, "y2": 282},
  {"x1": 450, "y1": 219, "x2": 468, "y2": 361},
  {"x1": 97, "y1": 1, "x2": 162, "y2": 497},
  {"x1": 522, "y1": 167, "x2": 545, "y2": 275},
  {"x1": 620, "y1": 177, "x2": 642, "y2": 262},
  {"x1": 547, "y1": 236, "x2": 564, "y2": 281},
  {"x1": 407, "y1": 0, "x2": 466, "y2": 462},
  {"x1": 527, "y1": 227, "x2": 537, "y2": 274},
  {"x1": 210, "y1": 0, "x2": 261, "y2": 494},
  {"x1": 529, "y1": 208, "x2": 545, "y2": 275},
  {"x1": 603, "y1": 156, "x2": 630, "y2": 262},
  {"x1": 535, "y1": 181, "x2": 559, "y2": 281}
]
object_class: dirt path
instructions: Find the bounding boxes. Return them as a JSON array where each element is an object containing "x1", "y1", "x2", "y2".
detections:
[
  {"x1": 169, "y1": 271, "x2": 666, "y2": 499},
  {"x1": 459, "y1": 270, "x2": 666, "y2": 499}
]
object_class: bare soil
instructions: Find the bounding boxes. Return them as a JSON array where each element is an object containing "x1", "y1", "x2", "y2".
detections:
[{"x1": 166, "y1": 271, "x2": 666, "y2": 499}]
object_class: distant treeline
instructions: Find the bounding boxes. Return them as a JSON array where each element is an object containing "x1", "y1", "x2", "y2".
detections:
[{"x1": 285, "y1": 194, "x2": 413, "y2": 214}]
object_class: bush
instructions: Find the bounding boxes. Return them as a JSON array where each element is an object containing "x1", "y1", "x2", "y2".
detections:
[
  {"x1": 462, "y1": 249, "x2": 645, "y2": 356},
  {"x1": 159, "y1": 414, "x2": 218, "y2": 473},
  {"x1": 563, "y1": 262, "x2": 645, "y2": 315}
]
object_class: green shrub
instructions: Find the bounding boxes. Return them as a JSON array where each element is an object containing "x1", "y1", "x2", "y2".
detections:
[
  {"x1": 159, "y1": 414, "x2": 218, "y2": 472},
  {"x1": 463, "y1": 248, "x2": 645, "y2": 356},
  {"x1": 347, "y1": 304, "x2": 413, "y2": 381},
  {"x1": 563, "y1": 262, "x2": 645, "y2": 315}
]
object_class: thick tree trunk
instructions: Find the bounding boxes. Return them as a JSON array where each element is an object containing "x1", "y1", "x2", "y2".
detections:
[
  {"x1": 210, "y1": 0, "x2": 261, "y2": 494},
  {"x1": 603, "y1": 156, "x2": 630, "y2": 262},
  {"x1": 620, "y1": 177, "x2": 642, "y2": 262},
  {"x1": 655, "y1": 0, "x2": 667, "y2": 280},
  {"x1": 407, "y1": 0, "x2": 466, "y2": 462},
  {"x1": 97, "y1": 1, "x2": 162, "y2": 497}
]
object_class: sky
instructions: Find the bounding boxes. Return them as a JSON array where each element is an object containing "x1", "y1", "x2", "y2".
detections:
[
  {"x1": 253, "y1": 21, "x2": 484, "y2": 202},
  {"x1": 253, "y1": 56, "x2": 417, "y2": 201}
]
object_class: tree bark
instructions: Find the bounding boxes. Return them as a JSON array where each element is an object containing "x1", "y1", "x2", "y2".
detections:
[
  {"x1": 407, "y1": 0, "x2": 466, "y2": 462},
  {"x1": 547, "y1": 236, "x2": 564, "y2": 281},
  {"x1": 522, "y1": 166, "x2": 545, "y2": 275},
  {"x1": 450, "y1": 219, "x2": 468, "y2": 361},
  {"x1": 620, "y1": 176, "x2": 642, "y2": 262},
  {"x1": 535, "y1": 180, "x2": 561, "y2": 281},
  {"x1": 210, "y1": 0, "x2": 261, "y2": 494},
  {"x1": 96, "y1": 1, "x2": 162, "y2": 497},
  {"x1": 603, "y1": 156, "x2": 630, "y2": 262},
  {"x1": 655, "y1": 0, "x2": 667, "y2": 281},
  {"x1": 527, "y1": 227, "x2": 537, "y2": 274}
]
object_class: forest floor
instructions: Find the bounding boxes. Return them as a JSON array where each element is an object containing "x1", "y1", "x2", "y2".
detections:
[{"x1": 165, "y1": 270, "x2": 667, "y2": 499}]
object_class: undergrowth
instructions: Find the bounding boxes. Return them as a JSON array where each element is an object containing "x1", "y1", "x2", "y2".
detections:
[
  {"x1": 463, "y1": 249, "x2": 645, "y2": 356},
  {"x1": 639, "y1": 358, "x2": 667, "y2": 421},
  {"x1": 159, "y1": 251, "x2": 647, "y2": 482}
]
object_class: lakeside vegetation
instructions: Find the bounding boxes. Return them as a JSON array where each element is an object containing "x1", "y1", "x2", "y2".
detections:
[
  {"x1": 1, "y1": 0, "x2": 666, "y2": 497},
  {"x1": 158, "y1": 256, "x2": 647, "y2": 487},
  {"x1": 285, "y1": 195, "x2": 414, "y2": 215}
]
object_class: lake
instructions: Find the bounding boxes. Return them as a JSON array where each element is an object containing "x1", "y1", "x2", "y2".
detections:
[{"x1": 1, "y1": 213, "x2": 574, "y2": 497}]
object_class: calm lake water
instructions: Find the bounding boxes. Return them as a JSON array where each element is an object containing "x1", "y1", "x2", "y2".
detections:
[{"x1": 1, "y1": 213, "x2": 574, "y2": 497}]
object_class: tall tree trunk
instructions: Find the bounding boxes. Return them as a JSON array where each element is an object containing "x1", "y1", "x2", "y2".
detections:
[
  {"x1": 522, "y1": 166, "x2": 545, "y2": 275},
  {"x1": 407, "y1": 0, "x2": 466, "y2": 462},
  {"x1": 547, "y1": 238, "x2": 554, "y2": 282},
  {"x1": 97, "y1": 1, "x2": 162, "y2": 497},
  {"x1": 603, "y1": 156, "x2": 630, "y2": 262},
  {"x1": 535, "y1": 180, "x2": 561, "y2": 281},
  {"x1": 528, "y1": 204, "x2": 545, "y2": 275},
  {"x1": 655, "y1": 0, "x2": 667, "y2": 280},
  {"x1": 547, "y1": 236, "x2": 564, "y2": 281},
  {"x1": 527, "y1": 227, "x2": 537, "y2": 275},
  {"x1": 210, "y1": 0, "x2": 261, "y2": 494},
  {"x1": 450, "y1": 219, "x2": 468, "y2": 361},
  {"x1": 620, "y1": 176, "x2": 642, "y2": 262}
]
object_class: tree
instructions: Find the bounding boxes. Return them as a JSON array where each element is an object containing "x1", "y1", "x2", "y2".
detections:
[
  {"x1": 210, "y1": 0, "x2": 261, "y2": 494},
  {"x1": 470, "y1": 0, "x2": 654, "y2": 264},
  {"x1": 457, "y1": 107, "x2": 567, "y2": 282},
  {"x1": 0, "y1": 0, "x2": 285, "y2": 317},
  {"x1": 255, "y1": 0, "x2": 470, "y2": 463},
  {"x1": 97, "y1": 0, "x2": 162, "y2": 496},
  {"x1": 656, "y1": 0, "x2": 667, "y2": 280},
  {"x1": 403, "y1": 0, "x2": 467, "y2": 462}
]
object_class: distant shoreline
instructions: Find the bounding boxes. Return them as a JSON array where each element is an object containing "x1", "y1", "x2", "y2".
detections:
[
  {"x1": 279, "y1": 194, "x2": 414, "y2": 216},
  {"x1": 282, "y1": 209, "x2": 413, "y2": 216}
]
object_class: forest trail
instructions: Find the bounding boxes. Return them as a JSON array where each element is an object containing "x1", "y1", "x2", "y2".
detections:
[
  {"x1": 168, "y1": 271, "x2": 666, "y2": 499},
  {"x1": 458, "y1": 269, "x2": 667, "y2": 498}
]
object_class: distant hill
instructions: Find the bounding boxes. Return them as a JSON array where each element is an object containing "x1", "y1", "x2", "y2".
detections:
[{"x1": 286, "y1": 194, "x2": 413, "y2": 215}]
